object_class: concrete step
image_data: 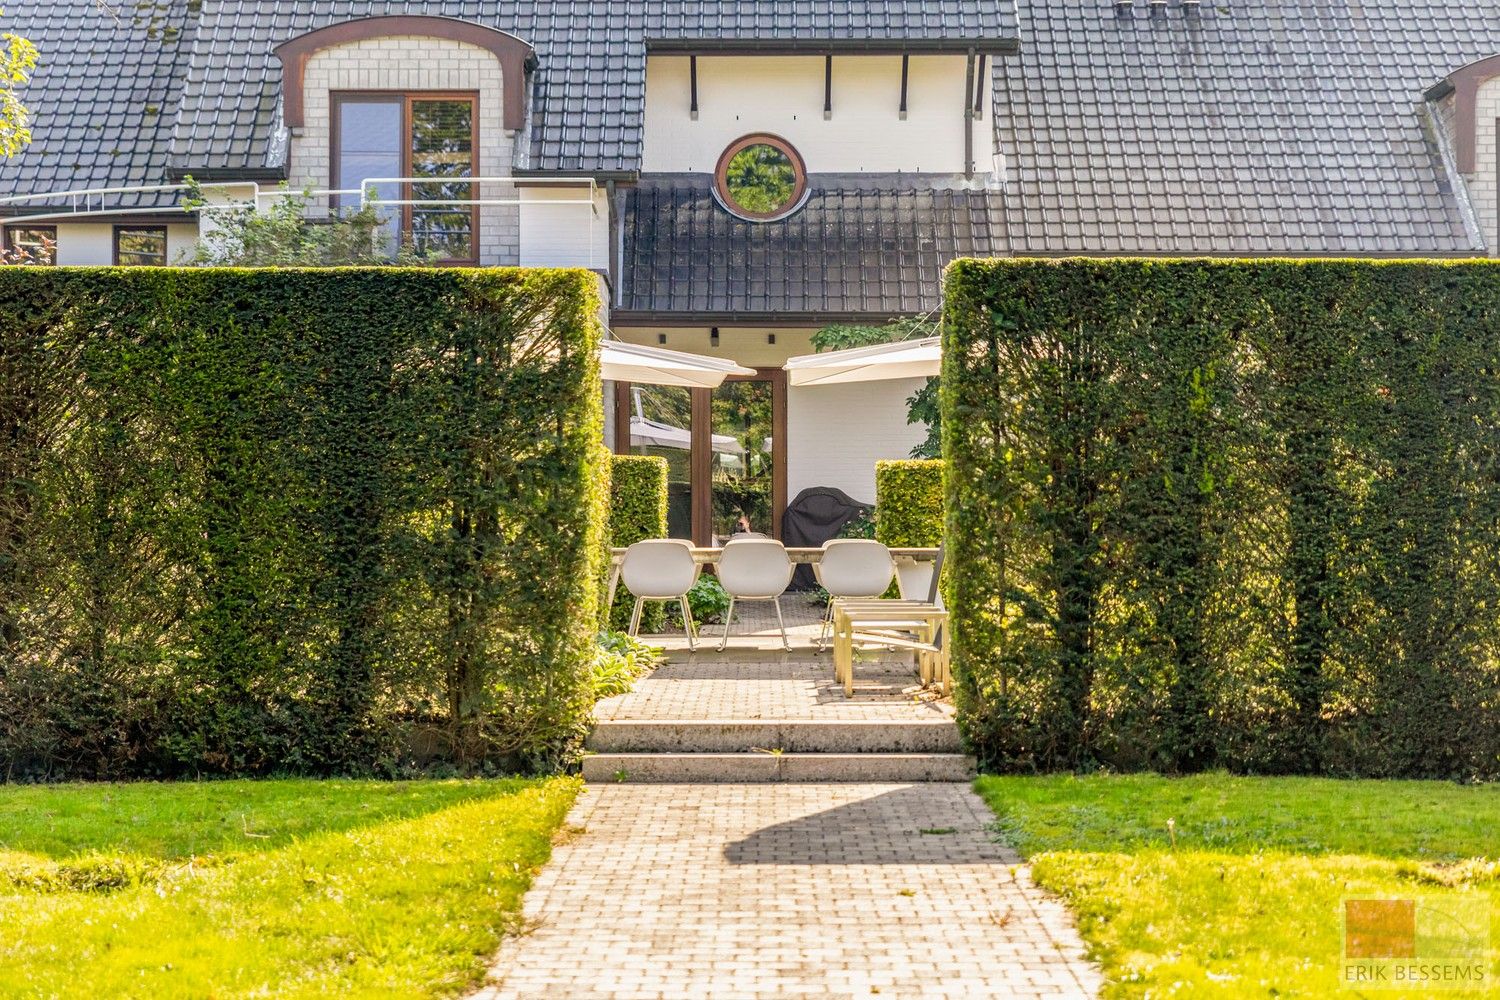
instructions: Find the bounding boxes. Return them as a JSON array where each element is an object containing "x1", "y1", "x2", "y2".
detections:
[
  {"x1": 586, "y1": 719, "x2": 964, "y2": 754},
  {"x1": 581, "y1": 752, "x2": 977, "y2": 783}
]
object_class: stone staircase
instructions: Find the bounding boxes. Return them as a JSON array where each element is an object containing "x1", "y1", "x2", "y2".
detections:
[{"x1": 582, "y1": 645, "x2": 976, "y2": 783}]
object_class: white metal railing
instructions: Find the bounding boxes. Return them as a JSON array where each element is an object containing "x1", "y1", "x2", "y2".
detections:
[{"x1": 0, "y1": 176, "x2": 601, "y2": 268}]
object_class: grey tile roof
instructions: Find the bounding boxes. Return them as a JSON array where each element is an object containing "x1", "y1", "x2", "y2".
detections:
[
  {"x1": 169, "y1": 1, "x2": 1014, "y2": 178},
  {"x1": 616, "y1": 176, "x2": 1007, "y2": 317},
  {"x1": 1, "y1": 0, "x2": 195, "y2": 209},
  {"x1": 998, "y1": 0, "x2": 1500, "y2": 256}
]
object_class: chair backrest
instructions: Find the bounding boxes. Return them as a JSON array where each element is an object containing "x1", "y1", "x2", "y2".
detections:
[
  {"x1": 621, "y1": 539, "x2": 699, "y2": 599},
  {"x1": 717, "y1": 538, "x2": 795, "y2": 599},
  {"x1": 816, "y1": 539, "x2": 895, "y2": 598}
]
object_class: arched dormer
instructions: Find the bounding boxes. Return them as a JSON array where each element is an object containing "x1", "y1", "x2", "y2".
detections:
[{"x1": 274, "y1": 16, "x2": 534, "y2": 133}]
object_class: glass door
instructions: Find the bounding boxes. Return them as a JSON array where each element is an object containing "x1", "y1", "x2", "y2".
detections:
[
  {"x1": 624, "y1": 384, "x2": 694, "y2": 540},
  {"x1": 615, "y1": 369, "x2": 785, "y2": 545},
  {"x1": 708, "y1": 379, "x2": 776, "y2": 543}
]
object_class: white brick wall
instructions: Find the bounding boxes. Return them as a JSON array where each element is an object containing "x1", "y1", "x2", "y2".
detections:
[
  {"x1": 1471, "y1": 78, "x2": 1500, "y2": 256},
  {"x1": 289, "y1": 35, "x2": 518, "y2": 265}
]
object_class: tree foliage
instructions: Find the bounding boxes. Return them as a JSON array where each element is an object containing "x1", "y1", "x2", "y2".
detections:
[
  {"x1": 0, "y1": 14, "x2": 37, "y2": 158},
  {"x1": 184, "y1": 181, "x2": 437, "y2": 267},
  {"x1": 944, "y1": 258, "x2": 1500, "y2": 779}
]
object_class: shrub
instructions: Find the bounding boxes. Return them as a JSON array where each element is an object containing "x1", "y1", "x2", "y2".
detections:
[
  {"x1": 0, "y1": 267, "x2": 608, "y2": 778},
  {"x1": 606, "y1": 455, "x2": 668, "y2": 632},
  {"x1": 678, "y1": 575, "x2": 732, "y2": 626},
  {"x1": 875, "y1": 460, "x2": 944, "y2": 548},
  {"x1": 591, "y1": 631, "x2": 664, "y2": 701},
  {"x1": 943, "y1": 258, "x2": 1500, "y2": 779}
]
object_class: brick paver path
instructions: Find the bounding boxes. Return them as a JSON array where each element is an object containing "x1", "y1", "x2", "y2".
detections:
[
  {"x1": 595, "y1": 653, "x2": 953, "y2": 722},
  {"x1": 474, "y1": 783, "x2": 1102, "y2": 999}
]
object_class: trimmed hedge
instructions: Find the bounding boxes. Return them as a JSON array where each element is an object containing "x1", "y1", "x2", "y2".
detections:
[
  {"x1": 944, "y1": 258, "x2": 1500, "y2": 779},
  {"x1": 606, "y1": 454, "x2": 669, "y2": 632},
  {"x1": 0, "y1": 267, "x2": 608, "y2": 778},
  {"x1": 875, "y1": 460, "x2": 944, "y2": 548}
]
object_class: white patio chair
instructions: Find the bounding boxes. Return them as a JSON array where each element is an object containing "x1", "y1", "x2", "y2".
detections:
[
  {"x1": 813, "y1": 539, "x2": 896, "y2": 650},
  {"x1": 715, "y1": 538, "x2": 796, "y2": 651},
  {"x1": 621, "y1": 539, "x2": 702, "y2": 650}
]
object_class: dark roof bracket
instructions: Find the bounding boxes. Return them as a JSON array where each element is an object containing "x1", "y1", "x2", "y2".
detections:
[
  {"x1": 899, "y1": 54, "x2": 910, "y2": 120},
  {"x1": 824, "y1": 55, "x2": 834, "y2": 120}
]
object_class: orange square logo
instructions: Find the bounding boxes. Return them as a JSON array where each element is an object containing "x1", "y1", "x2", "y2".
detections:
[{"x1": 1346, "y1": 899, "x2": 1417, "y2": 959}]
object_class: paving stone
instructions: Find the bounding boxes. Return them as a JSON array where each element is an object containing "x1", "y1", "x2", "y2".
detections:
[{"x1": 472, "y1": 784, "x2": 1102, "y2": 1000}]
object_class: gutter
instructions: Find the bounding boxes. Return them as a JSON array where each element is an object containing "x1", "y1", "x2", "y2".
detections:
[{"x1": 645, "y1": 38, "x2": 1019, "y2": 56}]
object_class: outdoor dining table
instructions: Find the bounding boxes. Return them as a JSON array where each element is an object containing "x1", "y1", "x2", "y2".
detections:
[{"x1": 603, "y1": 545, "x2": 941, "y2": 612}]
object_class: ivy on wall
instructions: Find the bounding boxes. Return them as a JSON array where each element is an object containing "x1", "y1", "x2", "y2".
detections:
[
  {"x1": 943, "y1": 258, "x2": 1500, "y2": 779},
  {"x1": 0, "y1": 267, "x2": 607, "y2": 778}
]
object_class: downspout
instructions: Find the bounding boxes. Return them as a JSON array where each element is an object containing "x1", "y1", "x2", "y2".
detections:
[
  {"x1": 964, "y1": 47, "x2": 976, "y2": 179},
  {"x1": 606, "y1": 178, "x2": 620, "y2": 309}
]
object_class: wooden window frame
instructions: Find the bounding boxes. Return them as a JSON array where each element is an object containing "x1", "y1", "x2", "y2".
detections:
[
  {"x1": 4, "y1": 224, "x2": 58, "y2": 265},
  {"x1": 329, "y1": 90, "x2": 481, "y2": 265},
  {"x1": 613, "y1": 367, "x2": 788, "y2": 545},
  {"x1": 714, "y1": 133, "x2": 808, "y2": 222},
  {"x1": 112, "y1": 224, "x2": 169, "y2": 266}
]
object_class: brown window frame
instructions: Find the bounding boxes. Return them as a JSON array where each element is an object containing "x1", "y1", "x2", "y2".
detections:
[
  {"x1": 329, "y1": 90, "x2": 481, "y2": 265},
  {"x1": 112, "y1": 225, "x2": 170, "y2": 266},
  {"x1": 713, "y1": 133, "x2": 808, "y2": 222},
  {"x1": 4, "y1": 224, "x2": 58, "y2": 265}
]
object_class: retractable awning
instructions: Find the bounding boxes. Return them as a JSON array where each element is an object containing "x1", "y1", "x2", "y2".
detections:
[
  {"x1": 601, "y1": 340, "x2": 756, "y2": 388},
  {"x1": 782, "y1": 337, "x2": 941, "y2": 386}
]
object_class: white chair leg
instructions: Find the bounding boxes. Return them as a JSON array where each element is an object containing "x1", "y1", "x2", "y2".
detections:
[
  {"x1": 816, "y1": 596, "x2": 833, "y2": 651},
  {"x1": 773, "y1": 596, "x2": 789, "y2": 651},
  {"x1": 679, "y1": 597, "x2": 697, "y2": 652},
  {"x1": 718, "y1": 595, "x2": 737, "y2": 652},
  {"x1": 629, "y1": 596, "x2": 644, "y2": 637}
]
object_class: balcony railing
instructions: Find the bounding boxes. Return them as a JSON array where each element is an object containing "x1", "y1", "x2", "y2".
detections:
[{"x1": 0, "y1": 177, "x2": 603, "y2": 269}]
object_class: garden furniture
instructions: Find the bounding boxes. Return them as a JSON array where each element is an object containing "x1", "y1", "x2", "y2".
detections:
[
  {"x1": 812, "y1": 539, "x2": 897, "y2": 650},
  {"x1": 714, "y1": 538, "x2": 796, "y2": 651},
  {"x1": 621, "y1": 539, "x2": 703, "y2": 650}
]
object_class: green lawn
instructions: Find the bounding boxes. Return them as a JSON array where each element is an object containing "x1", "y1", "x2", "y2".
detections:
[
  {"x1": 0, "y1": 777, "x2": 579, "y2": 999},
  {"x1": 977, "y1": 774, "x2": 1499, "y2": 998}
]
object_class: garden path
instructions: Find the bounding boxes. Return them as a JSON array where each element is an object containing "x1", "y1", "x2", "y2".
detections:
[{"x1": 473, "y1": 782, "x2": 1102, "y2": 999}]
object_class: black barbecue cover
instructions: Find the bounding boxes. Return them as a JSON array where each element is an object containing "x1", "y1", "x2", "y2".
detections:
[{"x1": 782, "y1": 487, "x2": 873, "y2": 590}]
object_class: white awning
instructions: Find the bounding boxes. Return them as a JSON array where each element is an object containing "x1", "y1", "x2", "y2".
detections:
[
  {"x1": 782, "y1": 337, "x2": 941, "y2": 386},
  {"x1": 601, "y1": 340, "x2": 756, "y2": 388}
]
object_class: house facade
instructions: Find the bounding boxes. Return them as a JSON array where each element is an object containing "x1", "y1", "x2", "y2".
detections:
[{"x1": 5, "y1": 1, "x2": 1500, "y2": 544}]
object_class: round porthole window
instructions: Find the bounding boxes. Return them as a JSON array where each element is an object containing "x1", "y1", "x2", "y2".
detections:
[{"x1": 714, "y1": 134, "x2": 807, "y2": 221}]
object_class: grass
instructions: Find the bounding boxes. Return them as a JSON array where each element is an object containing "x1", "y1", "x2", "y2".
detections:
[
  {"x1": 976, "y1": 773, "x2": 1500, "y2": 998},
  {"x1": 0, "y1": 776, "x2": 580, "y2": 999}
]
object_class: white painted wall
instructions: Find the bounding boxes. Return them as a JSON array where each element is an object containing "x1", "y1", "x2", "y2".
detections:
[
  {"x1": 289, "y1": 35, "x2": 518, "y2": 265},
  {"x1": 787, "y1": 377, "x2": 929, "y2": 505},
  {"x1": 643, "y1": 54, "x2": 989, "y2": 175},
  {"x1": 518, "y1": 184, "x2": 610, "y2": 270},
  {"x1": 48, "y1": 222, "x2": 199, "y2": 265}
]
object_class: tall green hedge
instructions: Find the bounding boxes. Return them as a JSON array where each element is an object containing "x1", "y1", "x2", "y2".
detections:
[
  {"x1": 0, "y1": 267, "x2": 608, "y2": 778},
  {"x1": 875, "y1": 460, "x2": 944, "y2": 547},
  {"x1": 944, "y1": 258, "x2": 1500, "y2": 779},
  {"x1": 606, "y1": 454, "x2": 669, "y2": 632}
]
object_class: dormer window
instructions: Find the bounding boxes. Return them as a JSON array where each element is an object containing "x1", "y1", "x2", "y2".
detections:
[
  {"x1": 714, "y1": 134, "x2": 807, "y2": 222},
  {"x1": 332, "y1": 92, "x2": 478, "y2": 262}
]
